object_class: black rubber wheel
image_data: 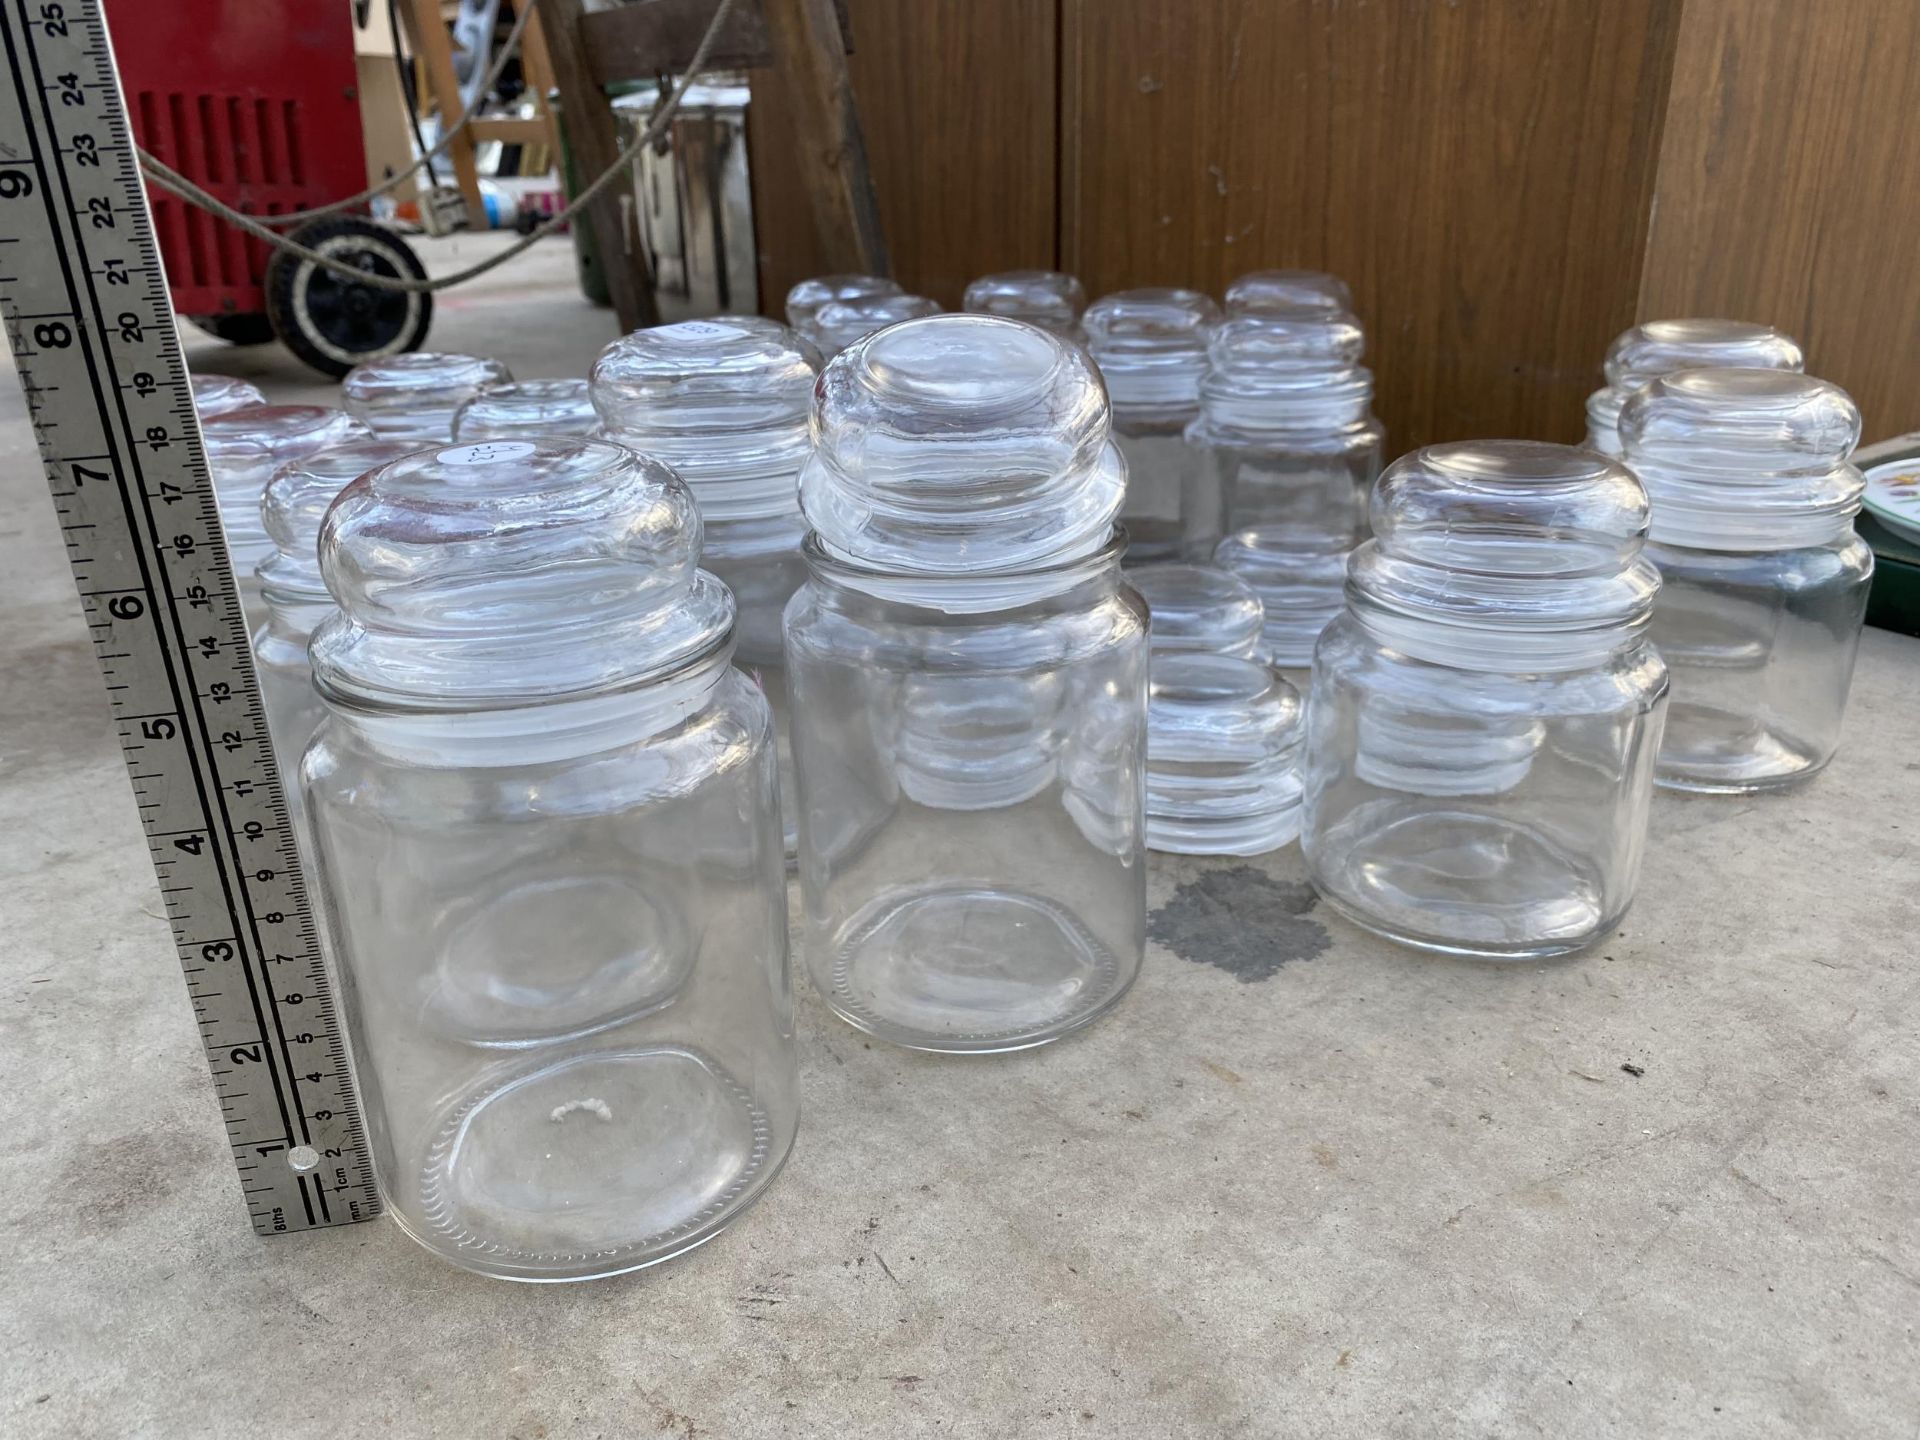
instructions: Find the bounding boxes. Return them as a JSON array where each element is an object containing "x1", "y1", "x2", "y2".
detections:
[
  {"x1": 187, "y1": 313, "x2": 277, "y2": 346},
  {"x1": 264, "y1": 216, "x2": 432, "y2": 379}
]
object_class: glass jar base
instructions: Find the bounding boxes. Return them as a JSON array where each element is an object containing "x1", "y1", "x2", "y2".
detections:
[
  {"x1": 1655, "y1": 704, "x2": 1830, "y2": 794},
  {"x1": 1147, "y1": 805, "x2": 1301, "y2": 857},
  {"x1": 1307, "y1": 803, "x2": 1615, "y2": 959},
  {"x1": 821, "y1": 882, "x2": 1136, "y2": 1053},
  {"x1": 406, "y1": 1044, "x2": 788, "y2": 1281}
]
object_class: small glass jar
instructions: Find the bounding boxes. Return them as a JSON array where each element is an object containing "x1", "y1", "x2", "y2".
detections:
[
  {"x1": 1213, "y1": 527, "x2": 1351, "y2": 670},
  {"x1": 785, "y1": 315, "x2": 1148, "y2": 1053},
  {"x1": 1224, "y1": 269, "x2": 1353, "y2": 315},
  {"x1": 452, "y1": 378, "x2": 600, "y2": 442},
  {"x1": 784, "y1": 273, "x2": 902, "y2": 332},
  {"x1": 343, "y1": 351, "x2": 513, "y2": 442},
  {"x1": 1621, "y1": 369, "x2": 1872, "y2": 793},
  {"x1": 303, "y1": 438, "x2": 797, "y2": 1280},
  {"x1": 1128, "y1": 561, "x2": 1266, "y2": 659},
  {"x1": 800, "y1": 292, "x2": 942, "y2": 359},
  {"x1": 1082, "y1": 287, "x2": 1222, "y2": 561},
  {"x1": 1585, "y1": 319, "x2": 1802, "y2": 459},
  {"x1": 1302, "y1": 441, "x2": 1668, "y2": 959},
  {"x1": 963, "y1": 270, "x2": 1088, "y2": 340},
  {"x1": 202, "y1": 405, "x2": 371, "y2": 632},
  {"x1": 590, "y1": 316, "x2": 820, "y2": 857},
  {"x1": 255, "y1": 438, "x2": 417, "y2": 795},
  {"x1": 191, "y1": 373, "x2": 266, "y2": 417},
  {"x1": 1193, "y1": 306, "x2": 1382, "y2": 543}
]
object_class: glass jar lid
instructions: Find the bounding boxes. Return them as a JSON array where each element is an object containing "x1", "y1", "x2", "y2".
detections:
[
  {"x1": 591, "y1": 317, "x2": 819, "y2": 520},
  {"x1": 784, "y1": 273, "x2": 903, "y2": 331},
  {"x1": 309, "y1": 437, "x2": 731, "y2": 710},
  {"x1": 1082, "y1": 287, "x2": 1220, "y2": 414},
  {"x1": 343, "y1": 351, "x2": 513, "y2": 441},
  {"x1": 802, "y1": 293, "x2": 943, "y2": 359},
  {"x1": 1224, "y1": 269, "x2": 1354, "y2": 315},
  {"x1": 203, "y1": 405, "x2": 374, "y2": 498},
  {"x1": 1588, "y1": 318, "x2": 1803, "y2": 437},
  {"x1": 1351, "y1": 441, "x2": 1660, "y2": 670},
  {"x1": 963, "y1": 270, "x2": 1088, "y2": 336},
  {"x1": 258, "y1": 439, "x2": 419, "y2": 601},
  {"x1": 1148, "y1": 651, "x2": 1303, "y2": 765},
  {"x1": 452, "y1": 378, "x2": 599, "y2": 442},
  {"x1": 191, "y1": 373, "x2": 267, "y2": 418},
  {"x1": 1128, "y1": 562, "x2": 1266, "y2": 659},
  {"x1": 1620, "y1": 368, "x2": 1863, "y2": 549},
  {"x1": 1194, "y1": 306, "x2": 1373, "y2": 435},
  {"x1": 800, "y1": 314, "x2": 1124, "y2": 575}
]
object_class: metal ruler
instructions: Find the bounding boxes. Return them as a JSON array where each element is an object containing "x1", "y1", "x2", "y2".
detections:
[{"x1": 0, "y1": 0, "x2": 377, "y2": 1234}]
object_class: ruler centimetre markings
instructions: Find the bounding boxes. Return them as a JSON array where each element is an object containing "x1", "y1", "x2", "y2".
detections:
[{"x1": 0, "y1": 0, "x2": 377, "y2": 1234}]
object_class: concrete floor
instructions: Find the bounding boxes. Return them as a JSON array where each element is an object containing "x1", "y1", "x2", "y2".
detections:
[{"x1": 3, "y1": 234, "x2": 1918, "y2": 1438}]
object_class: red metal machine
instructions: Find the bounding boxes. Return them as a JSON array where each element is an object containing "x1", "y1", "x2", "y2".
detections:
[{"x1": 105, "y1": 0, "x2": 431, "y2": 375}]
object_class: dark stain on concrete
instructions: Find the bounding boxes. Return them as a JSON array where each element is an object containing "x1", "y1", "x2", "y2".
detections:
[
  {"x1": 1148, "y1": 865, "x2": 1331, "y2": 981},
  {"x1": 59, "y1": 1130, "x2": 187, "y2": 1233}
]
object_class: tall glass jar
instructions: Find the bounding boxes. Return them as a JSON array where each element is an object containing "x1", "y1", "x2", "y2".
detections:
[
  {"x1": 785, "y1": 273, "x2": 901, "y2": 332},
  {"x1": 343, "y1": 351, "x2": 512, "y2": 442},
  {"x1": 1082, "y1": 287, "x2": 1222, "y2": 561},
  {"x1": 590, "y1": 316, "x2": 820, "y2": 857},
  {"x1": 303, "y1": 438, "x2": 797, "y2": 1280},
  {"x1": 784, "y1": 315, "x2": 1148, "y2": 1053},
  {"x1": 801, "y1": 293, "x2": 942, "y2": 360},
  {"x1": 202, "y1": 405, "x2": 371, "y2": 632},
  {"x1": 963, "y1": 270, "x2": 1088, "y2": 340},
  {"x1": 1621, "y1": 368, "x2": 1872, "y2": 793},
  {"x1": 1224, "y1": 269, "x2": 1353, "y2": 315},
  {"x1": 452, "y1": 378, "x2": 600, "y2": 442},
  {"x1": 191, "y1": 372, "x2": 266, "y2": 418},
  {"x1": 1585, "y1": 319, "x2": 1801, "y2": 459},
  {"x1": 1303, "y1": 442, "x2": 1668, "y2": 959},
  {"x1": 1195, "y1": 306, "x2": 1382, "y2": 543}
]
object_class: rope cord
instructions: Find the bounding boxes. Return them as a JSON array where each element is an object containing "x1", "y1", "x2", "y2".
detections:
[{"x1": 133, "y1": 0, "x2": 737, "y2": 296}]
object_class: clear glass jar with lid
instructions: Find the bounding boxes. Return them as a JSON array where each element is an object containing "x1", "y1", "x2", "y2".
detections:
[
  {"x1": 1224, "y1": 269, "x2": 1354, "y2": 315},
  {"x1": 785, "y1": 273, "x2": 901, "y2": 332},
  {"x1": 1194, "y1": 306, "x2": 1382, "y2": 544},
  {"x1": 452, "y1": 378, "x2": 600, "y2": 442},
  {"x1": 1621, "y1": 368, "x2": 1872, "y2": 792},
  {"x1": 590, "y1": 316, "x2": 820, "y2": 856},
  {"x1": 343, "y1": 351, "x2": 512, "y2": 442},
  {"x1": 963, "y1": 270, "x2": 1088, "y2": 340},
  {"x1": 800, "y1": 292, "x2": 942, "y2": 359},
  {"x1": 1302, "y1": 441, "x2": 1669, "y2": 959},
  {"x1": 202, "y1": 405, "x2": 372, "y2": 631},
  {"x1": 1585, "y1": 319, "x2": 1802, "y2": 458},
  {"x1": 191, "y1": 372, "x2": 266, "y2": 418},
  {"x1": 1082, "y1": 287, "x2": 1222, "y2": 561},
  {"x1": 302, "y1": 437, "x2": 797, "y2": 1280},
  {"x1": 784, "y1": 314, "x2": 1148, "y2": 1053}
]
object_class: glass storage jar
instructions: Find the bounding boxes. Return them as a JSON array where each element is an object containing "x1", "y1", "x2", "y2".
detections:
[
  {"x1": 1585, "y1": 319, "x2": 1801, "y2": 459},
  {"x1": 302, "y1": 438, "x2": 797, "y2": 1280},
  {"x1": 1621, "y1": 368, "x2": 1871, "y2": 793},
  {"x1": 203, "y1": 405, "x2": 371, "y2": 632},
  {"x1": 1082, "y1": 287, "x2": 1222, "y2": 561},
  {"x1": 452, "y1": 378, "x2": 600, "y2": 442},
  {"x1": 785, "y1": 273, "x2": 902, "y2": 332},
  {"x1": 1224, "y1": 269, "x2": 1354, "y2": 315},
  {"x1": 801, "y1": 292, "x2": 942, "y2": 359},
  {"x1": 1147, "y1": 652, "x2": 1304, "y2": 856},
  {"x1": 963, "y1": 270, "x2": 1088, "y2": 340},
  {"x1": 1213, "y1": 527, "x2": 1352, "y2": 671},
  {"x1": 343, "y1": 351, "x2": 512, "y2": 442},
  {"x1": 784, "y1": 314, "x2": 1148, "y2": 1053},
  {"x1": 591, "y1": 316, "x2": 820, "y2": 857},
  {"x1": 191, "y1": 373, "x2": 266, "y2": 417},
  {"x1": 1302, "y1": 441, "x2": 1668, "y2": 959},
  {"x1": 1195, "y1": 306, "x2": 1382, "y2": 544}
]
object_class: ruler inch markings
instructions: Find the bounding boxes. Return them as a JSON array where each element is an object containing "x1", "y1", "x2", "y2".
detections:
[{"x1": 0, "y1": 0, "x2": 376, "y2": 1234}]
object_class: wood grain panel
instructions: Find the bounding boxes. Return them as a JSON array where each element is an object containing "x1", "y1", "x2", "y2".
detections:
[
  {"x1": 1640, "y1": 0, "x2": 1920, "y2": 443},
  {"x1": 747, "y1": 0, "x2": 1058, "y2": 315},
  {"x1": 1059, "y1": 0, "x2": 1683, "y2": 450}
]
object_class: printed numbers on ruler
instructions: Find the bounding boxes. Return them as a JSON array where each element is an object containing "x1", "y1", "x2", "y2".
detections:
[{"x1": 0, "y1": 0, "x2": 376, "y2": 1233}]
